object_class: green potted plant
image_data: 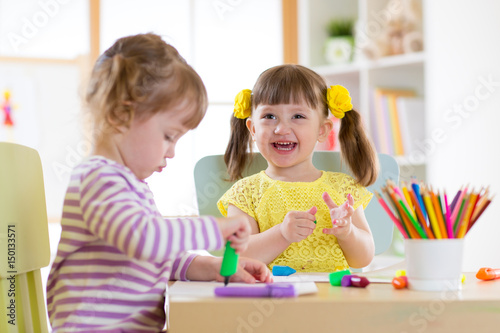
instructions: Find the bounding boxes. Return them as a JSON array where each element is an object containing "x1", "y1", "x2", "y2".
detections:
[{"x1": 324, "y1": 18, "x2": 355, "y2": 65}]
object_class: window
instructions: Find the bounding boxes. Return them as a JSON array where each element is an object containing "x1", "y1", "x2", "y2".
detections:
[{"x1": 0, "y1": 0, "x2": 283, "y2": 218}]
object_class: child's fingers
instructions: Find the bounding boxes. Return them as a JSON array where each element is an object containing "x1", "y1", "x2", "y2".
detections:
[
  {"x1": 329, "y1": 207, "x2": 345, "y2": 220},
  {"x1": 306, "y1": 206, "x2": 317, "y2": 215},
  {"x1": 340, "y1": 197, "x2": 354, "y2": 214},
  {"x1": 297, "y1": 218, "x2": 317, "y2": 227},
  {"x1": 218, "y1": 216, "x2": 250, "y2": 239},
  {"x1": 227, "y1": 234, "x2": 247, "y2": 244},
  {"x1": 228, "y1": 235, "x2": 248, "y2": 246},
  {"x1": 291, "y1": 210, "x2": 317, "y2": 222},
  {"x1": 232, "y1": 267, "x2": 256, "y2": 284},
  {"x1": 230, "y1": 242, "x2": 248, "y2": 254},
  {"x1": 235, "y1": 258, "x2": 273, "y2": 284},
  {"x1": 347, "y1": 193, "x2": 354, "y2": 206},
  {"x1": 233, "y1": 228, "x2": 250, "y2": 240},
  {"x1": 322, "y1": 227, "x2": 337, "y2": 235},
  {"x1": 322, "y1": 192, "x2": 338, "y2": 209},
  {"x1": 332, "y1": 219, "x2": 348, "y2": 227},
  {"x1": 296, "y1": 228, "x2": 313, "y2": 237},
  {"x1": 345, "y1": 204, "x2": 355, "y2": 217}
]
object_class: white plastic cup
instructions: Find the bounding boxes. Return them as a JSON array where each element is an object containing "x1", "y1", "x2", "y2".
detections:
[{"x1": 405, "y1": 239, "x2": 464, "y2": 291}]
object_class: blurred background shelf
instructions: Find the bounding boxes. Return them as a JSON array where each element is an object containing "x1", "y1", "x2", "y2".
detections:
[{"x1": 299, "y1": 0, "x2": 426, "y2": 183}]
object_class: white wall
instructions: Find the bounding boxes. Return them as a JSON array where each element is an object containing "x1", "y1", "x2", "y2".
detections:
[{"x1": 425, "y1": 0, "x2": 500, "y2": 271}]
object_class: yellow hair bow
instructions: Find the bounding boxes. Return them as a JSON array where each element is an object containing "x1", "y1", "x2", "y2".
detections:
[
  {"x1": 234, "y1": 89, "x2": 252, "y2": 119},
  {"x1": 327, "y1": 85, "x2": 353, "y2": 119}
]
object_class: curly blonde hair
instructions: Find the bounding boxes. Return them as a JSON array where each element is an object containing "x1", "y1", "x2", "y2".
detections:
[{"x1": 86, "y1": 33, "x2": 207, "y2": 139}]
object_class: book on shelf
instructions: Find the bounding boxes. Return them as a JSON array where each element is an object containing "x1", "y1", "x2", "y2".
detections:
[
  {"x1": 370, "y1": 88, "x2": 424, "y2": 157},
  {"x1": 397, "y1": 96, "x2": 425, "y2": 158},
  {"x1": 371, "y1": 89, "x2": 392, "y2": 155}
]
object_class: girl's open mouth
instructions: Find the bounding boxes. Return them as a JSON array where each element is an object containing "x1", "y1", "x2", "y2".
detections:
[{"x1": 272, "y1": 142, "x2": 297, "y2": 151}]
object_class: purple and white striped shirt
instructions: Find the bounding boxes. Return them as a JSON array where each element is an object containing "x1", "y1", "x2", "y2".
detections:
[{"x1": 46, "y1": 156, "x2": 223, "y2": 332}]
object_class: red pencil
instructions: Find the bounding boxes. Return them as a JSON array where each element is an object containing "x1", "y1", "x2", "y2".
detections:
[
  {"x1": 468, "y1": 195, "x2": 493, "y2": 232},
  {"x1": 375, "y1": 191, "x2": 409, "y2": 239},
  {"x1": 381, "y1": 186, "x2": 413, "y2": 237},
  {"x1": 469, "y1": 186, "x2": 486, "y2": 224}
]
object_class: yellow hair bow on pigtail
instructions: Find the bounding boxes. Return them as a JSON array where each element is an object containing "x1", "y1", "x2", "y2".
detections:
[
  {"x1": 327, "y1": 85, "x2": 353, "y2": 119},
  {"x1": 233, "y1": 89, "x2": 252, "y2": 119}
]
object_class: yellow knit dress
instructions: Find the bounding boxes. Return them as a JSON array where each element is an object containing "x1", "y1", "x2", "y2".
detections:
[{"x1": 218, "y1": 171, "x2": 373, "y2": 272}]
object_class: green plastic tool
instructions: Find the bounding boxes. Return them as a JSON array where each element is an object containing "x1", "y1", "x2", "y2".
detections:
[{"x1": 220, "y1": 240, "x2": 239, "y2": 286}]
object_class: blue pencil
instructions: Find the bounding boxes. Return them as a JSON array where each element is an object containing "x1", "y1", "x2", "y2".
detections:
[{"x1": 411, "y1": 179, "x2": 428, "y2": 221}]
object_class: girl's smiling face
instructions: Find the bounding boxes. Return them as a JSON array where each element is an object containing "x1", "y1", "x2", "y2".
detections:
[{"x1": 246, "y1": 101, "x2": 333, "y2": 175}]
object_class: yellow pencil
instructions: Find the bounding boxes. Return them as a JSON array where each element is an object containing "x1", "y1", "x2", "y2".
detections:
[
  {"x1": 457, "y1": 190, "x2": 478, "y2": 238},
  {"x1": 422, "y1": 186, "x2": 442, "y2": 239},
  {"x1": 430, "y1": 187, "x2": 448, "y2": 239},
  {"x1": 401, "y1": 181, "x2": 416, "y2": 218}
]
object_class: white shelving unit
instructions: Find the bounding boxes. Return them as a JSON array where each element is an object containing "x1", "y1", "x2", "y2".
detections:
[{"x1": 298, "y1": 0, "x2": 426, "y2": 182}]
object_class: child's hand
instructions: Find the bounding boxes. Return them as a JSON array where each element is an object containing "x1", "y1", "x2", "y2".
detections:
[
  {"x1": 216, "y1": 216, "x2": 251, "y2": 254},
  {"x1": 322, "y1": 192, "x2": 355, "y2": 239},
  {"x1": 280, "y1": 207, "x2": 317, "y2": 243},
  {"x1": 215, "y1": 257, "x2": 273, "y2": 284}
]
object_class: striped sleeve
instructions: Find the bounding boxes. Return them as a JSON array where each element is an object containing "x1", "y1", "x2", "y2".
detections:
[
  {"x1": 80, "y1": 167, "x2": 224, "y2": 263},
  {"x1": 169, "y1": 252, "x2": 197, "y2": 281}
]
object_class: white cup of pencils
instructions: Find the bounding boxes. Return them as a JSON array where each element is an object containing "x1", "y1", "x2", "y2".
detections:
[{"x1": 375, "y1": 179, "x2": 493, "y2": 291}]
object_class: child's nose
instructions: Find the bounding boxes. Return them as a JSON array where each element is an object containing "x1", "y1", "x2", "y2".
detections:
[
  {"x1": 165, "y1": 144, "x2": 176, "y2": 159},
  {"x1": 274, "y1": 121, "x2": 291, "y2": 135}
]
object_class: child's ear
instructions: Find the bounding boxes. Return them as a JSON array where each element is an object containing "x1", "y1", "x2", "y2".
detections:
[
  {"x1": 246, "y1": 117, "x2": 256, "y2": 139},
  {"x1": 318, "y1": 117, "x2": 333, "y2": 143}
]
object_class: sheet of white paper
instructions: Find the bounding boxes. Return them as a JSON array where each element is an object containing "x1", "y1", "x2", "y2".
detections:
[
  {"x1": 272, "y1": 273, "x2": 392, "y2": 284},
  {"x1": 272, "y1": 272, "x2": 331, "y2": 283},
  {"x1": 169, "y1": 281, "x2": 318, "y2": 298}
]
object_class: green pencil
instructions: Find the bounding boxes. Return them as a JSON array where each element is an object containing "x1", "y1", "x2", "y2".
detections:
[
  {"x1": 396, "y1": 193, "x2": 428, "y2": 239},
  {"x1": 453, "y1": 196, "x2": 467, "y2": 235}
]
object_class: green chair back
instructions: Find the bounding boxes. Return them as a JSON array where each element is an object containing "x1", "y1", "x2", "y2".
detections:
[
  {"x1": 0, "y1": 142, "x2": 50, "y2": 333},
  {"x1": 194, "y1": 151, "x2": 399, "y2": 255}
]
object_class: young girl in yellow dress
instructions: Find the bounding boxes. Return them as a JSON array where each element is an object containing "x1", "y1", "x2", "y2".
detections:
[{"x1": 218, "y1": 64, "x2": 379, "y2": 272}]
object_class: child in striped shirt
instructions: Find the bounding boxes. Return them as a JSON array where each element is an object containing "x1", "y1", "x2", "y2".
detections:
[{"x1": 46, "y1": 33, "x2": 271, "y2": 332}]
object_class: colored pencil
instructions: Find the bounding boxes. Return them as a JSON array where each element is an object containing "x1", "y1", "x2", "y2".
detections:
[
  {"x1": 470, "y1": 192, "x2": 490, "y2": 223},
  {"x1": 381, "y1": 186, "x2": 410, "y2": 237},
  {"x1": 392, "y1": 190, "x2": 427, "y2": 239},
  {"x1": 455, "y1": 192, "x2": 472, "y2": 235},
  {"x1": 444, "y1": 191, "x2": 454, "y2": 238},
  {"x1": 430, "y1": 188, "x2": 448, "y2": 238},
  {"x1": 401, "y1": 181, "x2": 416, "y2": 218},
  {"x1": 453, "y1": 196, "x2": 467, "y2": 235},
  {"x1": 409, "y1": 189, "x2": 435, "y2": 239},
  {"x1": 437, "y1": 192, "x2": 448, "y2": 235},
  {"x1": 411, "y1": 179, "x2": 427, "y2": 221},
  {"x1": 387, "y1": 187, "x2": 420, "y2": 238},
  {"x1": 451, "y1": 185, "x2": 468, "y2": 222},
  {"x1": 378, "y1": 179, "x2": 493, "y2": 239},
  {"x1": 468, "y1": 195, "x2": 493, "y2": 232},
  {"x1": 375, "y1": 191, "x2": 409, "y2": 239},
  {"x1": 457, "y1": 190, "x2": 479, "y2": 238},
  {"x1": 422, "y1": 187, "x2": 442, "y2": 239},
  {"x1": 388, "y1": 179, "x2": 416, "y2": 219},
  {"x1": 469, "y1": 187, "x2": 485, "y2": 222},
  {"x1": 449, "y1": 186, "x2": 462, "y2": 214}
]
